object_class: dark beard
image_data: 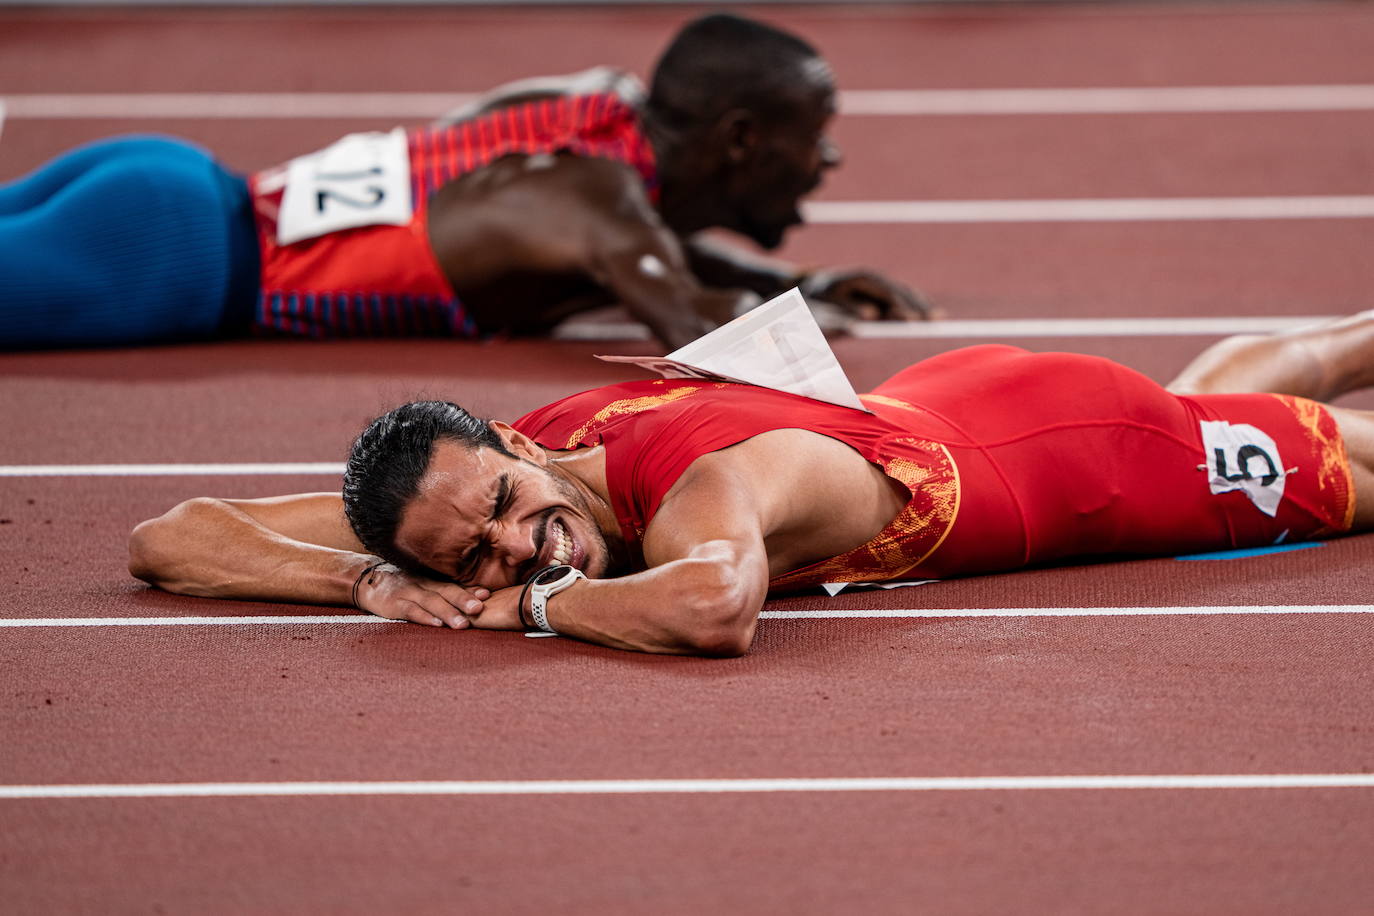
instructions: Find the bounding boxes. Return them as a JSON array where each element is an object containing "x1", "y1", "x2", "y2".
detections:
[{"x1": 538, "y1": 460, "x2": 631, "y2": 577}]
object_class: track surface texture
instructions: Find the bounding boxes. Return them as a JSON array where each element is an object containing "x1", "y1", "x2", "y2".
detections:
[{"x1": 4, "y1": 3, "x2": 1374, "y2": 913}]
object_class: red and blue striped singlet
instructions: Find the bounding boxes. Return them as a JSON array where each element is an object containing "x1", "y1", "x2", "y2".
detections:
[{"x1": 249, "y1": 94, "x2": 658, "y2": 338}]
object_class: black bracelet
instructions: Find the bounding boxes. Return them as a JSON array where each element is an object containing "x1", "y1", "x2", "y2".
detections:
[
  {"x1": 351, "y1": 561, "x2": 386, "y2": 610},
  {"x1": 517, "y1": 565, "x2": 554, "y2": 630}
]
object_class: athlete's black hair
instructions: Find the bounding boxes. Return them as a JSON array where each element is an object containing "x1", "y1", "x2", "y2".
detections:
[
  {"x1": 647, "y1": 13, "x2": 825, "y2": 130},
  {"x1": 343, "y1": 400, "x2": 511, "y2": 571}
]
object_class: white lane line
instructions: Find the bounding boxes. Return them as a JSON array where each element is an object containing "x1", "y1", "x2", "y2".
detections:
[
  {"x1": 850, "y1": 316, "x2": 1339, "y2": 338},
  {"x1": 0, "y1": 462, "x2": 344, "y2": 477},
  {"x1": 805, "y1": 196, "x2": 1374, "y2": 224},
  {"x1": 4, "y1": 773, "x2": 1373, "y2": 799},
  {"x1": 4, "y1": 606, "x2": 1371, "y2": 627},
  {"x1": 840, "y1": 85, "x2": 1374, "y2": 115},
  {"x1": 762, "y1": 605, "x2": 1374, "y2": 619},
  {"x1": 7, "y1": 86, "x2": 1374, "y2": 119},
  {"x1": 558, "y1": 315, "x2": 1338, "y2": 342},
  {"x1": 0, "y1": 615, "x2": 393, "y2": 627},
  {"x1": 1, "y1": 92, "x2": 478, "y2": 119}
]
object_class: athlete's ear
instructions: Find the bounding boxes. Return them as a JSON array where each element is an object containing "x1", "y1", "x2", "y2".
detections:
[
  {"x1": 490, "y1": 421, "x2": 547, "y2": 466},
  {"x1": 718, "y1": 108, "x2": 759, "y2": 165}
]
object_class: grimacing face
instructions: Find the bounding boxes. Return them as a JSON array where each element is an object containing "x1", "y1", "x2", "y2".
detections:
[
  {"x1": 392, "y1": 438, "x2": 612, "y2": 590},
  {"x1": 737, "y1": 59, "x2": 842, "y2": 250}
]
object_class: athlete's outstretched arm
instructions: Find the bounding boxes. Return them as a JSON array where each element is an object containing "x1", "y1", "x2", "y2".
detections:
[
  {"x1": 128, "y1": 494, "x2": 484, "y2": 628},
  {"x1": 683, "y1": 234, "x2": 937, "y2": 322},
  {"x1": 554, "y1": 158, "x2": 798, "y2": 349},
  {"x1": 425, "y1": 155, "x2": 756, "y2": 351}
]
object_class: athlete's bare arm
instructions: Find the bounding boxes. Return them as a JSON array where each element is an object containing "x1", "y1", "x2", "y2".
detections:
[
  {"x1": 683, "y1": 234, "x2": 936, "y2": 323},
  {"x1": 128, "y1": 430, "x2": 905, "y2": 655},
  {"x1": 427, "y1": 153, "x2": 758, "y2": 350},
  {"x1": 466, "y1": 430, "x2": 908, "y2": 655},
  {"x1": 128, "y1": 493, "x2": 483, "y2": 628}
]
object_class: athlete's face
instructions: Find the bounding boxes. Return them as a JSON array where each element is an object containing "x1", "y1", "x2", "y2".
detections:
[
  {"x1": 392, "y1": 439, "x2": 612, "y2": 591},
  {"x1": 734, "y1": 57, "x2": 842, "y2": 250}
]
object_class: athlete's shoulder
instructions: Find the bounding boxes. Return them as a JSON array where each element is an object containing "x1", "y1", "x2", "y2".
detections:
[{"x1": 433, "y1": 68, "x2": 646, "y2": 126}]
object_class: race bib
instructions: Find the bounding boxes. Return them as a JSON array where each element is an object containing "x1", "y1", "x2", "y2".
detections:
[
  {"x1": 1200, "y1": 420, "x2": 1286, "y2": 517},
  {"x1": 277, "y1": 128, "x2": 412, "y2": 245}
]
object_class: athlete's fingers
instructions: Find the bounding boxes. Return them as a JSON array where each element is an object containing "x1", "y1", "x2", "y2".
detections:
[
  {"x1": 394, "y1": 591, "x2": 475, "y2": 629},
  {"x1": 891, "y1": 283, "x2": 937, "y2": 321},
  {"x1": 394, "y1": 574, "x2": 489, "y2": 625},
  {"x1": 383, "y1": 599, "x2": 445, "y2": 627},
  {"x1": 812, "y1": 273, "x2": 903, "y2": 319},
  {"x1": 847, "y1": 275, "x2": 922, "y2": 320},
  {"x1": 409, "y1": 591, "x2": 472, "y2": 629},
  {"x1": 823, "y1": 272, "x2": 934, "y2": 321},
  {"x1": 430, "y1": 581, "x2": 488, "y2": 617},
  {"x1": 355, "y1": 565, "x2": 475, "y2": 628}
]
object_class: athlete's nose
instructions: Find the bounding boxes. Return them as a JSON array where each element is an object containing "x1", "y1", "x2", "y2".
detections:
[{"x1": 492, "y1": 519, "x2": 538, "y2": 568}]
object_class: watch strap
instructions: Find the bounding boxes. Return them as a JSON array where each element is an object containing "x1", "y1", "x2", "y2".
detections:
[{"x1": 528, "y1": 565, "x2": 586, "y2": 634}]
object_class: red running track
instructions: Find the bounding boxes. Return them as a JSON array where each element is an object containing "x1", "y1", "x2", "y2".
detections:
[{"x1": 4, "y1": 3, "x2": 1374, "y2": 913}]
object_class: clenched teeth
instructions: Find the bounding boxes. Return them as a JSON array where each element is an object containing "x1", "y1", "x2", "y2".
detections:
[{"x1": 550, "y1": 520, "x2": 572, "y2": 566}]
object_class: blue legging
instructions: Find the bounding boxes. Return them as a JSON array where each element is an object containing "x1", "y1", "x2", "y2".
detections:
[{"x1": 0, "y1": 135, "x2": 258, "y2": 349}]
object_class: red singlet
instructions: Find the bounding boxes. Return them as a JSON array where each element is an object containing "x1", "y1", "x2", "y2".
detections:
[
  {"x1": 513, "y1": 345, "x2": 1354, "y2": 590},
  {"x1": 249, "y1": 94, "x2": 657, "y2": 338}
]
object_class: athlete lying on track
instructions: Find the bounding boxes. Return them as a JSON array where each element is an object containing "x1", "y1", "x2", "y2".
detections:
[
  {"x1": 0, "y1": 13, "x2": 925, "y2": 352},
  {"x1": 130, "y1": 314, "x2": 1374, "y2": 656}
]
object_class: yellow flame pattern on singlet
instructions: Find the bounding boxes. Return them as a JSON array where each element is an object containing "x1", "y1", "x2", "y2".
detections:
[
  {"x1": 1274, "y1": 394, "x2": 1355, "y2": 533},
  {"x1": 562, "y1": 381, "x2": 726, "y2": 448},
  {"x1": 768, "y1": 394, "x2": 962, "y2": 591}
]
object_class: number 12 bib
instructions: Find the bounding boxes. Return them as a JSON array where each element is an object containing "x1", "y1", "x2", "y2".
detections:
[{"x1": 276, "y1": 129, "x2": 412, "y2": 245}]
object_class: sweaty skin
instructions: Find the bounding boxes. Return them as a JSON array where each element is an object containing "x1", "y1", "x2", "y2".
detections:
[{"x1": 425, "y1": 154, "x2": 729, "y2": 349}]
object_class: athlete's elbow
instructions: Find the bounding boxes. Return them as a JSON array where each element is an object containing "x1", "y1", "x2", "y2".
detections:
[
  {"x1": 127, "y1": 497, "x2": 217, "y2": 589},
  {"x1": 689, "y1": 616, "x2": 758, "y2": 658},
  {"x1": 677, "y1": 563, "x2": 761, "y2": 657}
]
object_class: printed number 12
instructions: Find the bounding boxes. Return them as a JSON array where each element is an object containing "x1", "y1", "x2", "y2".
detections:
[{"x1": 314, "y1": 167, "x2": 385, "y2": 213}]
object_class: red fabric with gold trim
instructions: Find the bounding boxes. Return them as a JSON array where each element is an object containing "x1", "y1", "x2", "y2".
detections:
[
  {"x1": 513, "y1": 377, "x2": 960, "y2": 587},
  {"x1": 513, "y1": 346, "x2": 1356, "y2": 591}
]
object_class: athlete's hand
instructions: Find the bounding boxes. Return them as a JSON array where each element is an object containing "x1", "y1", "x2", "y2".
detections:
[
  {"x1": 351, "y1": 562, "x2": 488, "y2": 629},
  {"x1": 800, "y1": 269, "x2": 937, "y2": 322},
  {"x1": 461, "y1": 584, "x2": 528, "y2": 631}
]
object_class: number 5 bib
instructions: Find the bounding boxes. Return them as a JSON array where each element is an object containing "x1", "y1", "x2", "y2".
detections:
[
  {"x1": 1200, "y1": 419, "x2": 1287, "y2": 517},
  {"x1": 276, "y1": 129, "x2": 412, "y2": 245}
]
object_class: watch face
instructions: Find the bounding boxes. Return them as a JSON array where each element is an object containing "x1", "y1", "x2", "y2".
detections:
[{"x1": 530, "y1": 564, "x2": 573, "y2": 587}]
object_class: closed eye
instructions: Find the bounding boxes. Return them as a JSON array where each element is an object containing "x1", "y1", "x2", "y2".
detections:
[
  {"x1": 452, "y1": 473, "x2": 515, "y2": 583},
  {"x1": 496, "y1": 477, "x2": 517, "y2": 518}
]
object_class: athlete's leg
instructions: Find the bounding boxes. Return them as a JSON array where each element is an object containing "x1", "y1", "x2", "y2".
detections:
[
  {"x1": 0, "y1": 136, "x2": 253, "y2": 348},
  {"x1": 0, "y1": 136, "x2": 190, "y2": 214},
  {"x1": 1168, "y1": 311, "x2": 1374, "y2": 401},
  {"x1": 1322, "y1": 405, "x2": 1374, "y2": 531}
]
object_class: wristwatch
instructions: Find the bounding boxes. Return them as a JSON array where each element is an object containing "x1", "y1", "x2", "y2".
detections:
[{"x1": 525, "y1": 564, "x2": 586, "y2": 634}]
